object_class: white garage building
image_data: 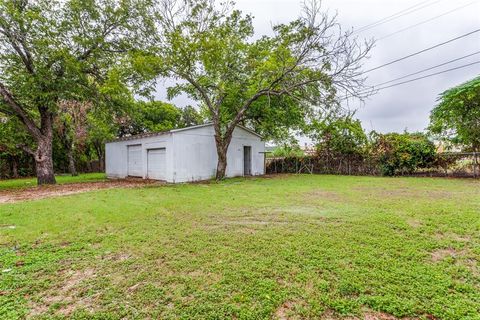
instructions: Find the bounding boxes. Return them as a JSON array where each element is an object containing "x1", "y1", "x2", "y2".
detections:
[{"x1": 105, "y1": 123, "x2": 265, "y2": 183}]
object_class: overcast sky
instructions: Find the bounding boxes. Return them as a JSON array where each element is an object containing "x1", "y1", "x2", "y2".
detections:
[{"x1": 155, "y1": 0, "x2": 480, "y2": 136}]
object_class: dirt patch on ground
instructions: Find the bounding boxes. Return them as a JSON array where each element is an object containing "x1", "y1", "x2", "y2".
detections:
[
  {"x1": 274, "y1": 301, "x2": 295, "y2": 320},
  {"x1": 28, "y1": 267, "x2": 98, "y2": 317},
  {"x1": 0, "y1": 179, "x2": 158, "y2": 204},
  {"x1": 321, "y1": 309, "x2": 417, "y2": 320},
  {"x1": 430, "y1": 248, "x2": 463, "y2": 262},
  {"x1": 274, "y1": 300, "x2": 307, "y2": 320},
  {"x1": 305, "y1": 189, "x2": 343, "y2": 202},
  {"x1": 207, "y1": 216, "x2": 290, "y2": 230},
  {"x1": 407, "y1": 219, "x2": 422, "y2": 228},
  {"x1": 363, "y1": 311, "x2": 416, "y2": 320},
  {"x1": 262, "y1": 174, "x2": 297, "y2": 180},
  {"x1": 434, "y1": 232, "x2": 471, "y2": 242},
  {"x1": 354, "y1": 186, "x2": 455, "y2": 201}
]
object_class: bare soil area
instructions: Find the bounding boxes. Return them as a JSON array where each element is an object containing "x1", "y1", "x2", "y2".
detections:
[{"x1": 0, "y1": 179, "x2": 157, "y2": 204}]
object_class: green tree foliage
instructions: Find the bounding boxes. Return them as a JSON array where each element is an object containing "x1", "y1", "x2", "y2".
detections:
[
  {"x1": 310, "y1": 115, "x2": 368, "y2": 157},
  {"x1": 180, "y1": 105, "x2": 204, "y2": 128},
  {"x1": 119, "y1": 101, "x2": 182, "y2": 135},
  {"x1": 0, "y1": 0, "x2": 148, "y2": 184},
  {"x1": 55, "y1": 101, "x2": 91, "y2": 176},
  {"x1": 271, "y1": 143, "x2": 305, "y2": 158},
  {"x1": 117, "y1": 101, "x2": 204, "y2": 136},
  {"x1": 85, "y1": 107, "x2": 119, "y2": 172},
  {"x1": 307, "y1": 115, "x2": 438, "y2": 176},
  {"x1": 144, "y1": 0, "x2": 373, "y2": 179},
  {"x1": 429, "y1": 76, "x2": 480, "y2": 151},
  {"x1": 372, "y1": 132, "x2": 437, "y2": 176},
  {"x1": 0, "y1": 115, "x2": 33, "y2": 177}
]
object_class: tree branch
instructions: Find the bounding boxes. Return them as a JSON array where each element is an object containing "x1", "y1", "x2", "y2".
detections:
[
  {"x1": 17, "y1": 143, "x2": 35, "y2": 156},
  {"x1": 0, "y1": 81, "x2": 41, "y2": 138},
  {"x1": 0, "y1": 27, "x2": 35, "y2": 74}
]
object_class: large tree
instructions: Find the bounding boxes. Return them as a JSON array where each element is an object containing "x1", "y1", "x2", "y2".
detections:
[
  {"x1": 0, "y1": 0, "x2": 147, "y2": 184},
  {"x1": 429, "y1": 76, "x2": 480, "y2": 152},
  {"x1": 148, "y1": 0, "x2": 373, "y2": 179}
]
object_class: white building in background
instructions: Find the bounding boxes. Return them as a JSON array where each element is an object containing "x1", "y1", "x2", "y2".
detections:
[{"x1": 105, "y1": 123, "x2": 265, "y2": 183}]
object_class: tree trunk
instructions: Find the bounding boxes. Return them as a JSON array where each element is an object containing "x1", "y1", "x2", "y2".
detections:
[
  {"x1": 35, "y1": 138, "x2": 56, "y2": 185},
  {"x1": 216, "y1": 143, "x2": 228, "y2": 180},
  {"x1": 11, "y1": 156, "x2": 19, "y2": 178},
  {"x1": 213, "y1": 124, "x2": 234, "y2": 180},
  {"x1": 99, "y1": 155, "x2": 105, "y2": 172},
  {"x1": 94, "y1": 142, "x2": 105, "y2": 172},
  {"x1": 67, "y1": 147, "x2": 78, "y2": 176}
]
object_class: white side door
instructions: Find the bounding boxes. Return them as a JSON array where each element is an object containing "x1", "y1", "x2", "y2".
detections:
[
  {"x1": 127, "y1": 145, "x2": 143, "y2": 177},
  {"x1": 147, "y1": 148, "x2": 166, "y2": 180}
]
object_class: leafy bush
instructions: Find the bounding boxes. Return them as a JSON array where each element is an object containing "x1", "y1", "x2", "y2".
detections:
[
  {"x1": 312, "y1": 116, "x2": 368, "y2": 158},
  {"x1": 271, "y1": 144, "x2": 305, "y2": 158},
  {"x1": 371, "y1": 132, "x2": 437, "y2": 176}
]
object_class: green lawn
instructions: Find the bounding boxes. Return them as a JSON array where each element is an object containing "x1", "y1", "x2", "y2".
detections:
[
  {"x1": 0, "y1": 173, "x2": 107, "y2": 190},
  {"x1": 0, "y1": 175, "x2": 479, "y2": 319}
]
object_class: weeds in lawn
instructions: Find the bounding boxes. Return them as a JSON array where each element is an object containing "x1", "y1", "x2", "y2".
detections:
[{"x1": 0, "y1": 175, "x2": 479, "y2": 319}]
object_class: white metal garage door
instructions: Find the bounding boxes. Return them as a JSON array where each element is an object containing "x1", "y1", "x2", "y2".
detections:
[
  {"x1": 127, "y1": 145, "x2": 143, "y2": 177},
  {"x1": 147, "y1": 148, "x2": 166, "y2": 180}
]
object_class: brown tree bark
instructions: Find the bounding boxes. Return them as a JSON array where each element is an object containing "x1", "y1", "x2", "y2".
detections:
[
  {"x1": 10, "y1": 156, "x2": 19, "y2": 178},
  {"x1": 215, "y1": 143, "x2": 228, "y2": 180},
  {"x1": 67, "y1": 147, "x2": 78, "y2": 176},
  {"x1": 93, "y1": 141, "x2": 105, "y2": 172},
  {"x1": 0, "y1": 83, "x2": 57, "y2": 185},
  {"x1": 34, "y1": 137, "x2": 56, "y2": 185},
  {"x1": 213, "y1": 123, "x2": 234, "y2": 180}
]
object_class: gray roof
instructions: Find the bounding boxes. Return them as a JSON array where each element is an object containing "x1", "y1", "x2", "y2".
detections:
[{"x1": 107, "y1": 123, "x2": 262, "y2": 143}]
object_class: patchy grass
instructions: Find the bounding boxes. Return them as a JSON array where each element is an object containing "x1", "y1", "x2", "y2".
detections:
[
  {"x1": 0, "y1": 175, "x2": 479, "y2": 319},
  {"x1": 0, "y1": 173, "x2": 107, "y2": 190}
]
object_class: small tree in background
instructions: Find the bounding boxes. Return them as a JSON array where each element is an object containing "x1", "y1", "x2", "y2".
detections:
[
  {"x1": 372, "y1": 132, "x2": 436, "y2": 176},
  {"x1": 271, "y1": 138, "x2": 305, "y2": 158},
  {"x1": 116, "y1": 101, "x2": 204, "y2": 136},
  {"x1": 122, "y1": 101, "x2": 182, "y2": 135},
  {"x1": 180, "y1": 106, "x2": 204, "y2": 128},
  {"x1": 0, "y1": 115, "x2": 32, "y2": 178},
  {"x1": 55, "y1": 101, "x2": 92, "y2": 176},
  {"x1": 429, "y1": 76, "x2": 480, "y2": 152},
  {"x1": 310, "y1": 114, "x2": 368, "y2": 159},
  {"x1": 86, "y1": 108, "x2": 119, "y2": 173}
]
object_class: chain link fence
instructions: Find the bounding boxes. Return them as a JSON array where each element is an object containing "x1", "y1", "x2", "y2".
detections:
[{"x1": 266, "y1": 152, "x2": 480, "y2": 178}]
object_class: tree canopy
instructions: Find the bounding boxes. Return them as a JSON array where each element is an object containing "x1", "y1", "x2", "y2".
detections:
[
  {"x1": 0, "y1": 0, "x2": 149, "y2": 184},
  {"x1": 310, "y1": 114, "x2": 368, "y2": 157},
  {"x1": 142, "y1": 0, "x2": 373, "y2": 179},
  {"x1": 429, "y1": 76, "x2": 480, "y2": 152}
]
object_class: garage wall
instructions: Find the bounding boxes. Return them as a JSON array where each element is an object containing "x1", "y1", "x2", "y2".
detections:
[
  {"x1": 170, "y1": 125, "x2": 218, "y2": 182},
  {"x1": 226, "y1": 127, "x2": 265, "y2": 178},
  {"x1": 171, "y1": 125, "x2": 265, "y2": 183},
  {"x1": 105, "y1": 134, "x2": 172, "y2": 180},
  {"x1": 106, "y1": 124, "x2": 265, "y2": 183}
]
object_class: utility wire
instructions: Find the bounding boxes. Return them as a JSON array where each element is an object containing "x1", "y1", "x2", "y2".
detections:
[
  {"x1": 364, "y1": 28, "x2": 480, "y2": 73},
  {"x1": 343, "y1": 60, "x2": 480, "y2": 99},
  {"x1": 371, "y1": 61, "x2": 480, "y2": 92},
  {"x1": 374, "y1": 51, "x2": 480, "y2": 86},
  {"x1": 354, "y1": 0, "x2": 444, "y2": 34},
  {"x1": 378, "y1": 1, "x2": 479, "y2": 41},
  {"x1": 354, "y1": 0, "x2": 433, "y2": 33}
]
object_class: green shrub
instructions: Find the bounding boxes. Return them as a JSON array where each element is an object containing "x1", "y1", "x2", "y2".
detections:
[{"x1": 372, "y1": 132, "x2": 437, "y2": 176}]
